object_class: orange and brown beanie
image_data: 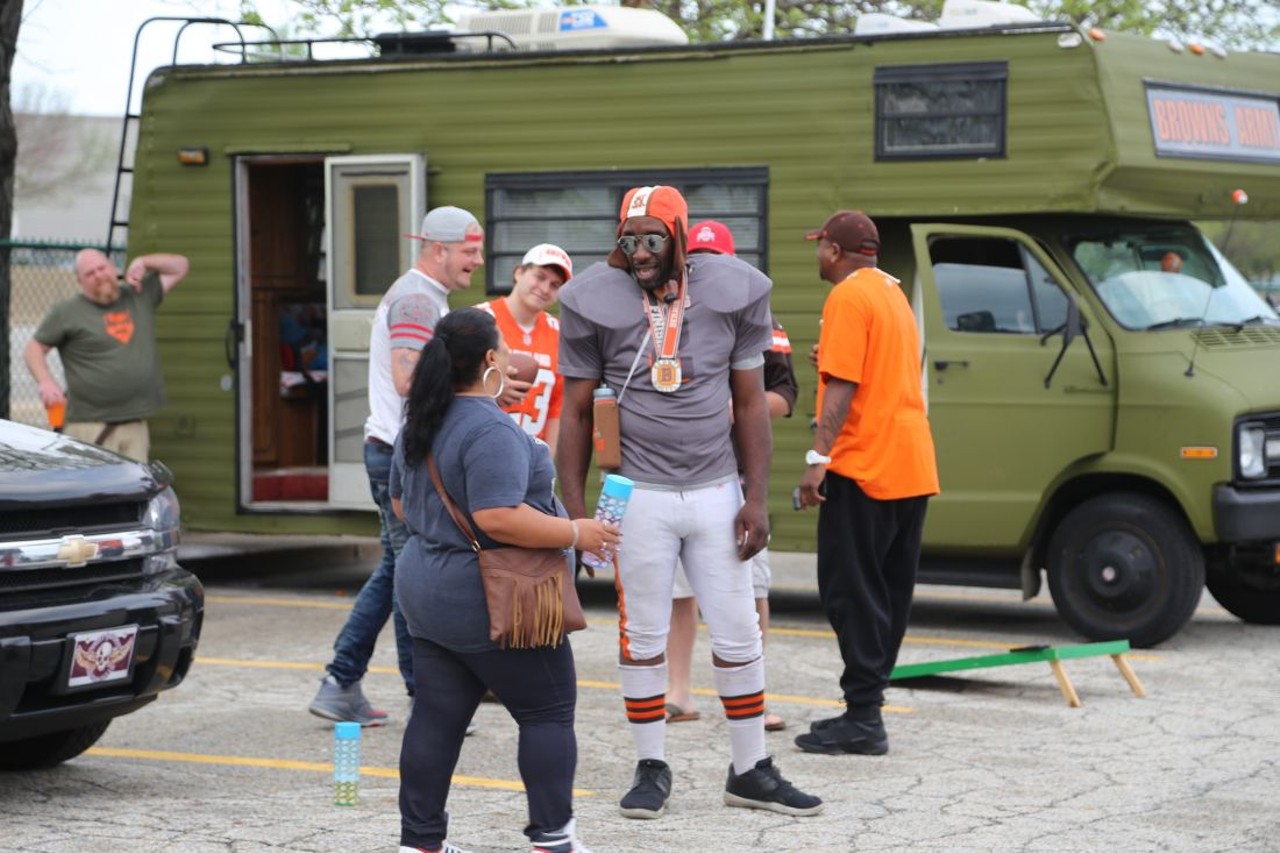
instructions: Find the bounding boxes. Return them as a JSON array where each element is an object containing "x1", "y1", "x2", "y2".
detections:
[{"x1": 607, "y1": 185, "x2": 689, "y2": 271}]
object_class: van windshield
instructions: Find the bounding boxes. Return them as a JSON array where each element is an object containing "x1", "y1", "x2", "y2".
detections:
[{"x1": 1068, "y1": 227, "x2": 1278, "y2": 330}]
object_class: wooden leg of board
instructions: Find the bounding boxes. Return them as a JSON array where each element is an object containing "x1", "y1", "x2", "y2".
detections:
[
  {"x1": 1049, "y1": 660, "x2": 1082, "y2": 707},
  {"x1": 1111, "y1": 654, "x2": 1147, "y2": 698}
]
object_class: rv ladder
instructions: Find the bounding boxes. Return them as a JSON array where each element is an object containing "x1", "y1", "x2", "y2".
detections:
[{"x1": 107, "y1": 16, "x2": 268, "y2": 252}]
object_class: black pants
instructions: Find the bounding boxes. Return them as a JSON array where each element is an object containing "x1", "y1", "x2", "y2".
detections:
[
  {"x1": 816, "y1": 471, "x2": 929, "y2": 712},
  {"x1": 399, "y1": 636, "x2": 577, "y2": 849}
]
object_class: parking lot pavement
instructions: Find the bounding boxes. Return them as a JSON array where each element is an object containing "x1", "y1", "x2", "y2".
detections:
[{"x1": 3, "y1": 540, "x2": 1279, "y2": 852}]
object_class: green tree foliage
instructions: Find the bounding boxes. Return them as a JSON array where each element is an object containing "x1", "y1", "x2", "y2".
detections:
[{"x1": 240, "y1": 0, "x2": 1277, "y2": 48}]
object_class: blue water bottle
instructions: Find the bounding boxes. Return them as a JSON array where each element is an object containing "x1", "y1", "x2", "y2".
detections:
[
  {"x1": 333, "y1": 721, "x2": 361, "y2": 806},
  {"x1": 581, "y1": 474, "x2": 634, "y2": 572}
]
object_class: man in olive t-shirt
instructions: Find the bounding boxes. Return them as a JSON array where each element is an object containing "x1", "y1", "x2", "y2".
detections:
[{"x1": 24, "y1": 249, "x2": 189, "y2": 461}]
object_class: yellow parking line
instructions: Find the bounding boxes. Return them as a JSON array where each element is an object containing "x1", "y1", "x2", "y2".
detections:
[
  {"x1": 206, "y1": 594, "x2": 355, "y2": 610},
  {"x1": 85, "y1": 747, "x2": 594, "y2": 796}
]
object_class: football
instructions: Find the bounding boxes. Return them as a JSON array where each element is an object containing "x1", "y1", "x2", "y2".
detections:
[{"x1": 508, "y1": 352, "x2": 540, "y2": 384}]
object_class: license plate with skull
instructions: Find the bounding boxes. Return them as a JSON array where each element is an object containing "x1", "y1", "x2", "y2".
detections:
[{"x1": 65, "y1": 625, "x2": 139, "y2": 689}]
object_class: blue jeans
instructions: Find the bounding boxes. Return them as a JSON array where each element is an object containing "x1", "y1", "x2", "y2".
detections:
[{"x1": 325, "y1": 440, "x2": 414, "y2": 694}]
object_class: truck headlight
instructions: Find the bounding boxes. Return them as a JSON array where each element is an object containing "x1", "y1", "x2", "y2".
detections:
[
  {"x1": 1238, "y1": 423, "x2": 1267, "y2": 479},
  {"x1": 144, "y1": 486, "x2": 182, "y2": 553}
]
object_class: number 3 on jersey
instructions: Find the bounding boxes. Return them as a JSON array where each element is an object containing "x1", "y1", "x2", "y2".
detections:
[{"x1": 513, "y1": 367, "x2": 555, "y2": 437}]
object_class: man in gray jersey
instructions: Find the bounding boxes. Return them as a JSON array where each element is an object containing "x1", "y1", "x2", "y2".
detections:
[{"x1": 557, "y1": 185, "x2": 822, "y2": 821}]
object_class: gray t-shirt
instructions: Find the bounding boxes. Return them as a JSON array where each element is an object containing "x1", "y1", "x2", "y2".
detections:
[
  {"x1": 391, "y1": 395, "x2": 564, "y2": 653},
  {"x1": 557, "y1": 253, "x2": 772, "y2": 487},
  {"x1": 34, "y1": 271, "x2": 165, "y2": 423}
]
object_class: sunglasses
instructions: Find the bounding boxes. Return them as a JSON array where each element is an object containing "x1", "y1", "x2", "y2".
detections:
[{"x1": 616, "y1": 234, "x2": 669, "y2": 256}]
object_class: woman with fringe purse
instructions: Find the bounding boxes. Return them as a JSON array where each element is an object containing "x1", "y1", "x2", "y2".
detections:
[{"x1": 390, "y1": 308, "x2": 619, "y2": 853}]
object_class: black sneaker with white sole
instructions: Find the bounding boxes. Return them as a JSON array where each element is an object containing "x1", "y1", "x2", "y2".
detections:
[
  {"x1": 723, "y1": 757, "x2": 823, "y2": 816},
  {"x1": 619, "y1": 759, "x2": 672, "y2": 819}
]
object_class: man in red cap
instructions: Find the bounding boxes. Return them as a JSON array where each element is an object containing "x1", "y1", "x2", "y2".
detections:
[
  {"x1": 664, "y1": 220, "x2": 799, "y2": 734},
  {"x1": 557, "y1": 188, "x2": 822, "y2": 819},
  {"x1": 793, "y1": 210, "x2": 938, "y2": 757}
]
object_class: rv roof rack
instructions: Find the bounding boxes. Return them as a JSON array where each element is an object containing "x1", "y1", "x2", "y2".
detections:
[{"x1": 210, "y1": 29, "x2": 517, "y2": 64}]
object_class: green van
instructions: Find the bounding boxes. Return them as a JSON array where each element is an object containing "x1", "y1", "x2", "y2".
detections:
[{"x1": 123, "y1": 13, "x2": 1280, "y2": 644}]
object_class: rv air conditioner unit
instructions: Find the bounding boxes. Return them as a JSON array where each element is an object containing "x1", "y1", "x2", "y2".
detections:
[
  {"x1": 854, "y1": 13, "x2": 940, "y2": 35},
  {"x1": 937, "y1": 0, "x2": 1043, "y2": 29},
  {"x1": 454, "y1": 5, "x2": 689, "y2": 52}
]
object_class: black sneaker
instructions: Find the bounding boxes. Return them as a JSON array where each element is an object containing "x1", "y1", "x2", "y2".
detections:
[
  {"x1": 795, "y1": 716, "x2": 889, "y2": 755},
  {"x1": 619, "y1": 759, "x2": 672, "y2": 819},
  {"x1": 723, "y1": 757, "x2": 823, "y2": 816}
]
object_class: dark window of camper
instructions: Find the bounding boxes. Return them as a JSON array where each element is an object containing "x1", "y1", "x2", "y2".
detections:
[
  {"x1": 352, "y1": 185, "x2": 401, "y2": 296},
  {"x1": 874, "y1": 62, "x2": 1007, "y2": 160},
  {"x1": 931, "y1": 236, "x2": 1067, "y2": 334},
  {"x1": 484, "y1": 168, "x2": 769, "y2": 294}
]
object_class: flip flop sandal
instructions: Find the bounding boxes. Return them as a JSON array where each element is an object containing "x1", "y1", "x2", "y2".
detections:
[
  {"x1": 764, "y1": 712, "x2": 787, "y2": 732},
  {"x1": 665, "y1": 702, "x2": 701, "y2": 723}
]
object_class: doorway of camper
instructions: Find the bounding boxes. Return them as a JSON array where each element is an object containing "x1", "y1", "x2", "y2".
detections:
[
  {"x1": 235, "y1": 155, "x2": 331, "y2": 508},
  {"x1": 235, "y1": 154, "x2": 424, "y2": 511}
]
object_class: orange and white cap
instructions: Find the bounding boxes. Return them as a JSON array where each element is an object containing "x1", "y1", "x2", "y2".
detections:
[{"x1": 521, "y1": 243, "x2": 573, "y2": 282}]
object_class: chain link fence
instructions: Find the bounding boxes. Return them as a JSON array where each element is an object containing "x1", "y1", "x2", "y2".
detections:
[{"x1": 3, "y1": 240, "x2": 123, "y2": 427}]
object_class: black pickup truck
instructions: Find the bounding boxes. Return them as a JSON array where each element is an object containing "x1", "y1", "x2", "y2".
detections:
[{"x1": 0, "y1": 419, "x2": 203, "y2": 770}]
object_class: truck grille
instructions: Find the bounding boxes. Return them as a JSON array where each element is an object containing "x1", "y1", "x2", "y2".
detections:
[
  {"x1": 0, "y1": 559, "x2": 147, "y2": 595},
  {"x1": 0, "y1": 502, "x2": 144, "y2": 538}
]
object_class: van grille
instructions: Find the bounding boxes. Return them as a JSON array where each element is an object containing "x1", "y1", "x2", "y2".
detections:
[{"x1": 1193, "y1": 327, "x2": 1280, "y2": 349}]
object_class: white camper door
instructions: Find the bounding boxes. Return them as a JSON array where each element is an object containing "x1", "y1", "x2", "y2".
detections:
[{"x1": 325, "y1": 155, "x2": 425, "y2": 509}]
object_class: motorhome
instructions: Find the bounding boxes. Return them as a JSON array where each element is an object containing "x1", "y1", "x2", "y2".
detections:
[{"x1": 122, "y1": 5, "x2": 1280, "y2": 644}]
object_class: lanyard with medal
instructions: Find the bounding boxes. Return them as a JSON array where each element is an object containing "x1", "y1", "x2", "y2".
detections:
[{"x1": 643, "y1": 276, "x2": 688, "y2": 393}]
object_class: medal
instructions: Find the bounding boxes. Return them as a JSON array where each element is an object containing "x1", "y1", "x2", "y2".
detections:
[
  {"x1": 643, "y1": 277, "x2": 688, "y2": 393},
  {"x1": 650, "y1": 357, "x2": 682, "y2": 393}
]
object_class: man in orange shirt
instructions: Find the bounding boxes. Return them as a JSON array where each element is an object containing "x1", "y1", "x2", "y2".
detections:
[
  {"x1": 478, "y1": 243, "x2": 572, "y2": 452},
  {"x1": 793, "y1": 210, "x2": 938, "y2": 756}
]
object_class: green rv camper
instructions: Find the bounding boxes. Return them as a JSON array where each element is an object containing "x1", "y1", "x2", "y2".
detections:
[{"x1": 124, "y1": 11, "x2": 1280, "y2": 645}]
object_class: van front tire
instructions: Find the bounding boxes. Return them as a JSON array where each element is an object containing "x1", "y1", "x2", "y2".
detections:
[{"x1": 1046, "y1": 493, "x2": 1203, "y2": 648}]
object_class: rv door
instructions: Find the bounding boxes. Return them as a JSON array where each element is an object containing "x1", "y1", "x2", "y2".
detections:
[
  {"x1": 911, "y1": 223, "x2": 1117, "y2": 550},
  {"x1": 325, "y1": 155, "x2": 426, "y2": 509}
]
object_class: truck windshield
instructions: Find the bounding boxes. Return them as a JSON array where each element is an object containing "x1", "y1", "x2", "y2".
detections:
[{"x1": 1069, "y1": 227, "x2": 1278, "y2": 330}]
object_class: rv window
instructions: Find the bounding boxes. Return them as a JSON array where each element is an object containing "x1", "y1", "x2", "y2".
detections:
[
  {"x1": 485, "y1": 168, "x2": 769, "y2": 294},
  {"x1": 931, "y1": 236, "x2": 1068, "y2": 334},
  {"x1": 874, "y1": 62, "x2": 1007, "y2": 161}
]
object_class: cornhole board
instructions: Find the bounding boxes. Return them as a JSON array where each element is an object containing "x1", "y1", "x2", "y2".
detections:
[{"x1": 889, "y1": 640, "x2": 1146, "y2": 707}]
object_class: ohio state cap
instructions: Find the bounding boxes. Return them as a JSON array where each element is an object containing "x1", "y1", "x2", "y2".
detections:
[
  {"x1": 805, "y1": 210, "x2": 880, "y2": 256},
  {"x1": 687, "y1": 220, "x2": 736, "y2": 256}
]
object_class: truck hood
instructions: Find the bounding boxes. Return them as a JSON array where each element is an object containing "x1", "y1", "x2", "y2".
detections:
[{"x1": 0, "y1": 420, "x2": 169, "y2": 508}]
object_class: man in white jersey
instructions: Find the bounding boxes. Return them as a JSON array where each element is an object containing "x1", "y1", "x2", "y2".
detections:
[
  {"x1": 557, "y1": 185, "x2": 822, "y2": 820},
  {"x1": 309, "y1": 206, "x2": 484, "y2": 726}
]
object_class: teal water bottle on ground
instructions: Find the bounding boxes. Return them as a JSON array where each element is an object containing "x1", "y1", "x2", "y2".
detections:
[
  {"x1": 333, "y1": 721, "x2": 361, "y2": 806},
  {"x1": 581, "y1": 474, "x2": 634, "y2": 571}
]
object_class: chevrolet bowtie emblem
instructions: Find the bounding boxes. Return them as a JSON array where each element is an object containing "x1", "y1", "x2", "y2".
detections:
[{"x1": 56, "y1": 536, "x2": 99, "y2": 567}]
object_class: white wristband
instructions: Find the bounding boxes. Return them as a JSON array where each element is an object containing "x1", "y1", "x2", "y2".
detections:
[{"x1": 569, "y1": 520, "x2": 580, "y2": 550}]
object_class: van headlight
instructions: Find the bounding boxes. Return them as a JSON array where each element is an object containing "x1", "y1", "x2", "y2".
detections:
[{"x1": 1238, "y1": 423, "x2": 1267, "y2": 479}]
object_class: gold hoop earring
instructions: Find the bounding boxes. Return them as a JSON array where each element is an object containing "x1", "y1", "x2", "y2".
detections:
[{"x1": 482, "y1": 366, "x2": 506, "y2": 399}]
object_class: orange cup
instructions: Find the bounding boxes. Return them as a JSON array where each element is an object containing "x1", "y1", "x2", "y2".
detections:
[{"x1": 45, "y1": 400, "x2": 66, "y2": 431}]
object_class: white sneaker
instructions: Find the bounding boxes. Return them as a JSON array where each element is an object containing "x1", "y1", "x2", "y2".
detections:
[{"x1": 399, "y1": 842, "x2": 472, "y2": 853}]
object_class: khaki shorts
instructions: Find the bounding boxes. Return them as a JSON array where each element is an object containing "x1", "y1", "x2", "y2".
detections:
[{"x1": 64, "y1": 420, "x2": 150, "y2": 463}]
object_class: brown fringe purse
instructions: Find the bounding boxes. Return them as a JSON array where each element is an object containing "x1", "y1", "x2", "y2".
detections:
[{"x1": 428, "y1": 455, "x2": 586, "y2": 649}]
